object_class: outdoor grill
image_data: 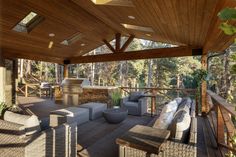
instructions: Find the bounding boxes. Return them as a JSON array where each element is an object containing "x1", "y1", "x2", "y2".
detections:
[{"x1": 61, "y1": 78, "x2": 90, "y2": 105}]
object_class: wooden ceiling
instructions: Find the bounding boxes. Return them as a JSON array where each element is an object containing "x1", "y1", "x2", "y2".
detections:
[{"x1": 0, "y1": 0, "x2": 236, "y2": 64}]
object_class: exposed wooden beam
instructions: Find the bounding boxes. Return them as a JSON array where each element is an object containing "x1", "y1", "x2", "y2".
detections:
[
  {"x1": 103, "y1": 39, "x2": 116, "y2": 53},
  {"x1": 70, "y1": 46, "x2": 202, "y2": 64},
  {"x1": 120, "y1": 35, "x2": 135, "y2": 52},
  {"x1": 115, "y1": 33, "x2": 121, "y2": 52},
  {"x1": 2, "y1": 48, "x2": 64, "y2": 64}
]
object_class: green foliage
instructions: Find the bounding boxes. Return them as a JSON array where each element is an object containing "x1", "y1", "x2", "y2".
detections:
[
  {"x1": 111, "y1": 90, "x2": 122, "y2": 106},
  {"x1": 226, "y1": 134, "x2": 236, "y2": 157},
  {"x1": 218, "y1": 7, "x2": 236, "y2": 41},
  {"x1": 218, "y1": 8, "x2": 236, "y2": 20},
  {"x1": 220, "y1": 22, "x2": 236, "y2": 35},
  {"x1": 0, "y1": 102, "x2": 7, "y2": 117},
  {"x1": 192, "y1": 69, "x2": 208, "y2": 82}
]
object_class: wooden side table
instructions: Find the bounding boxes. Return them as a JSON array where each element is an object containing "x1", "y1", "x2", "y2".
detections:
[{"x1": 116, "y1": 125, "x2": 170, "y2": 155}]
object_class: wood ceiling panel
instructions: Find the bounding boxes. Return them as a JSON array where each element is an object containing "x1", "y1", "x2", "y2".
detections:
[{"x1": 1, "y1": 0, "x2": 235, "y2": 63}]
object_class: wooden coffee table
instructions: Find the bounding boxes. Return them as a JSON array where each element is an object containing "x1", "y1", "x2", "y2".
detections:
[{"x1": 116, "y1": 125, "x2": 170, "y2": 155}]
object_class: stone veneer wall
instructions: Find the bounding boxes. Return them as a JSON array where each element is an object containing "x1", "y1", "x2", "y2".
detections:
[{"x1": 78, "y1": 86, "x2": 119, "y2": 108}]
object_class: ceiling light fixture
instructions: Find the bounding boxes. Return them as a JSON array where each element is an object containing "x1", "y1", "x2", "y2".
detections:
[
  {"x1": 146, "y1": 33, "x2": 152, "y2": 37},
  {"x1": 128, "y1": 15, "x2": 135, "y2": 20},
  {"x1": 81, "y1": 43, "x2": 85, "y2": 46},
  {"x1": 49, "y1": 33, "x2": 55, "y2": 37}
]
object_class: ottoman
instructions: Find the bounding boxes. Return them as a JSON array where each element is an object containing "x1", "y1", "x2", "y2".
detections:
[
  {"x1": 79, "y1": 102, "x2": 107, "y2": 120},
  {"x1": 50, "y1": 107, "x2": 89, "y2": 127}
]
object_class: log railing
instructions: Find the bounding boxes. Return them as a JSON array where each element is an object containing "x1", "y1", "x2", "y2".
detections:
[{"x1": 207, "y1": 90, "x2": 236, "y2": 154}]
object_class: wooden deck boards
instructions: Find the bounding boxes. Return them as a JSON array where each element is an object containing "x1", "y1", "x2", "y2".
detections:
[{"x1": 18, "y1": 97, "x2": 222, "y2": 157}]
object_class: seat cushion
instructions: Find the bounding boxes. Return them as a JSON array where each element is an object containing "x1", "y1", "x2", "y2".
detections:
[
  {"x1": 4, "y1": 111, "x2": 41, "y2": 135},
  {"x1": 50, "y1": 107, "x2": 89, "y2": 126},
  {"x1": 129, "y1": 92, "x2": 144, "y2": 102}
]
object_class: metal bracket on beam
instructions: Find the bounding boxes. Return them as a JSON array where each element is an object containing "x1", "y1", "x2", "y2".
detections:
[
  {"x1": 63, "y1": 59, "x2": 71, "y2": 65},
  {"x1": 192, "y1": 48, "x2": 203, "y2": 56}
]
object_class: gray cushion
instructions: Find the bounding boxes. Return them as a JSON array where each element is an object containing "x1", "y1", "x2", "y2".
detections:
[
  {"x1": 124, "y1": 101, "x2": 138, "y2": 107},
  {"x1": 79, "y1": 102, "x2": 107, "y2": 120},
  {"x1": 4, "y1": 111, "x2": 41, "y2": 135},
  {"x1": 129, "y1": 92, "x2": 144, "y2": 102}
]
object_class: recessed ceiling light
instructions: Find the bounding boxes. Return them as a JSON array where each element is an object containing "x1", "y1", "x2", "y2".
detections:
[
  {"x1": 121, "y1": 24, "x2": 154, "y2": 32},
  {"x1": 146, "y1": 33, "x2": 152, "y2": 37},
  {"x1": 128, "y1": 15, "x2": 135, "y2": 19},
  {"x1": 81, "y1": 43, "x2": 85, "y2": 46},
  {"x1": 49, "y1": 33, "x2": 55, "y2": 37},
  {"x1": 48, "y1": 41, "x2": 54, "y2": 49}
]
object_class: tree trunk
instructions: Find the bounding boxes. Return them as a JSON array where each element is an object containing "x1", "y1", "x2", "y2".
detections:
[
  {"x1": 45, "y1": 62, "x2": 48, "y2": 81},
  {"x1": 26, "y1": 60, "x2": 31, "y2": 75},
  {"x1": 76, "y1": 64, "x2": 79, "y2": 78},
  {"x1": 90, "y1": 50, "x2": 96, "y2": 86},
  {"x1": 20, "y1": 59, "x2": 24, "y2": 83},
  {"x1": 55, "y1": 63, "x2": 58, "y2": 84},
  {"x1": 119, "y1": 61, "x2": 123, "y2": 86},
  {"x1": 147, "y1": 59, "x2": 153, "y2": 87}
]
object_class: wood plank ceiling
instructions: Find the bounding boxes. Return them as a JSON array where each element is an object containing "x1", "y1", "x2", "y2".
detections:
[{"x1": 0, "y1": 0, "x2": 236, "y2": 63}]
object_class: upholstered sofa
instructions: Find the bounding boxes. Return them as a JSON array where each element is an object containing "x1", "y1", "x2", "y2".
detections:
[
  {"x1": 117, "y1": 97, "x2": 197, "y2": 157},
  {"x1": 0, "y1": 111, "x2": 77, "y2": 157},
  {"x1": 121, "y1": 92, "x2": 147, "y2": 116}
]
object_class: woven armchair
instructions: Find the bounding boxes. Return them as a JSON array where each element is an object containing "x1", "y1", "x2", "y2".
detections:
[
  {"x1": 121, "y1": 92, "x2": 147, "y2": 116},
  {"x1": 0, "y1": 119, "x2": 77, "y2": 157}
]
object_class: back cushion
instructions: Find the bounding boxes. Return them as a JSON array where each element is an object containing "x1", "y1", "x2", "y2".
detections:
[
  {"x1": 168, "y1": 109, "x2": 191, "y2": 143},
  {"x1": 153, "y1": 100, "x2": 178, "y2": 129},
  {"x1": 4, "y1": 111, "x2": 41, "y2": 135},
  {"x1": 129, "y1": 92, "x2": 144, "y2": 102}
]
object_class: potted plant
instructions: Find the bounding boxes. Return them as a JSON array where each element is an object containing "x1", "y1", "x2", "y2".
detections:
[{"x1": 111, "y1": 90, "x2": 122, "y2": 108}]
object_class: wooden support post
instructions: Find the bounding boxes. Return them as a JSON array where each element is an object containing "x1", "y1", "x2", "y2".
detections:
[
  {"x1": 0, "y1": 51, "x2": 6, "y2": 103},
  {"x1": 217, "y1": 105, "x2": 225, "y2": 144},
  {"x1": 115, "y1": 33, "x2": 121, "y2": 52},
  {"x1": 12, "y1": 59, "x2": 18, "y2": 104},
  {"x1": 201, "y1": 54, "x2": 208, "y2": 115},
  {"x1": 63, "y1": 64, "x2": 69, "y2": 79}
]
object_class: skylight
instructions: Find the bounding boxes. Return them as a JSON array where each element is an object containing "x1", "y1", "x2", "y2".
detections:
[
  {"x1": 61, "y1": 33, "x2": 83, "y2": 46},
  {"x1": 12, "y1": 12, "x2": 44, "y2": 33},
  {"x1": 121, "y1": 24, "x2": 154, "y2": 32},
  {"x1": 91, "y1": 0, "x2": 134, "y2": 7}
]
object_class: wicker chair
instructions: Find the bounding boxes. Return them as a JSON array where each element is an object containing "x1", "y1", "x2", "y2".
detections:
[
  {"x1": 118, "y1": 100, "x2": 197, "y2": 157},
  {"x1": 0, "y1": 119, "x2": 77, "y2": 157}
]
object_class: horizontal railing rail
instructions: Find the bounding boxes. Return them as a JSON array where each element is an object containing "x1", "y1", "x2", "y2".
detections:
[{"x1": 120, "y1": 86, "x2": 198, "y2": 116}]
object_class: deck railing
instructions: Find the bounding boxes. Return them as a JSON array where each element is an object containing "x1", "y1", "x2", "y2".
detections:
[
  {"x1": 207, "y1": 90, "x2": 236, "y2": 155},
  {"x1": 120, "y1": 86, "x2": 198, "y2": 115}
]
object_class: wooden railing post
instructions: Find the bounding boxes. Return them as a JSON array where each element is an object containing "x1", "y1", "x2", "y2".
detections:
[
  {"x1": 217, "y1": 104, "x2": 225, "y2": 144},
  {"x1": 201, "y1": 54, "x2": 208, "y2": 115}
]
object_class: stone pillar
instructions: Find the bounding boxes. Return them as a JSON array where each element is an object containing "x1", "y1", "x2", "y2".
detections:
[
  {"x1": 0, "y1": 51, "x2": 6, "y2": 103},
  {"x1": 201, "y1": 54, "x2": 207, "y2": 115}
]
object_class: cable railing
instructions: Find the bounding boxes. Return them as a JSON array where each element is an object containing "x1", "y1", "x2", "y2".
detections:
[{"x1": 207, "y1": 90, "x2": 236, "y2": 155}]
